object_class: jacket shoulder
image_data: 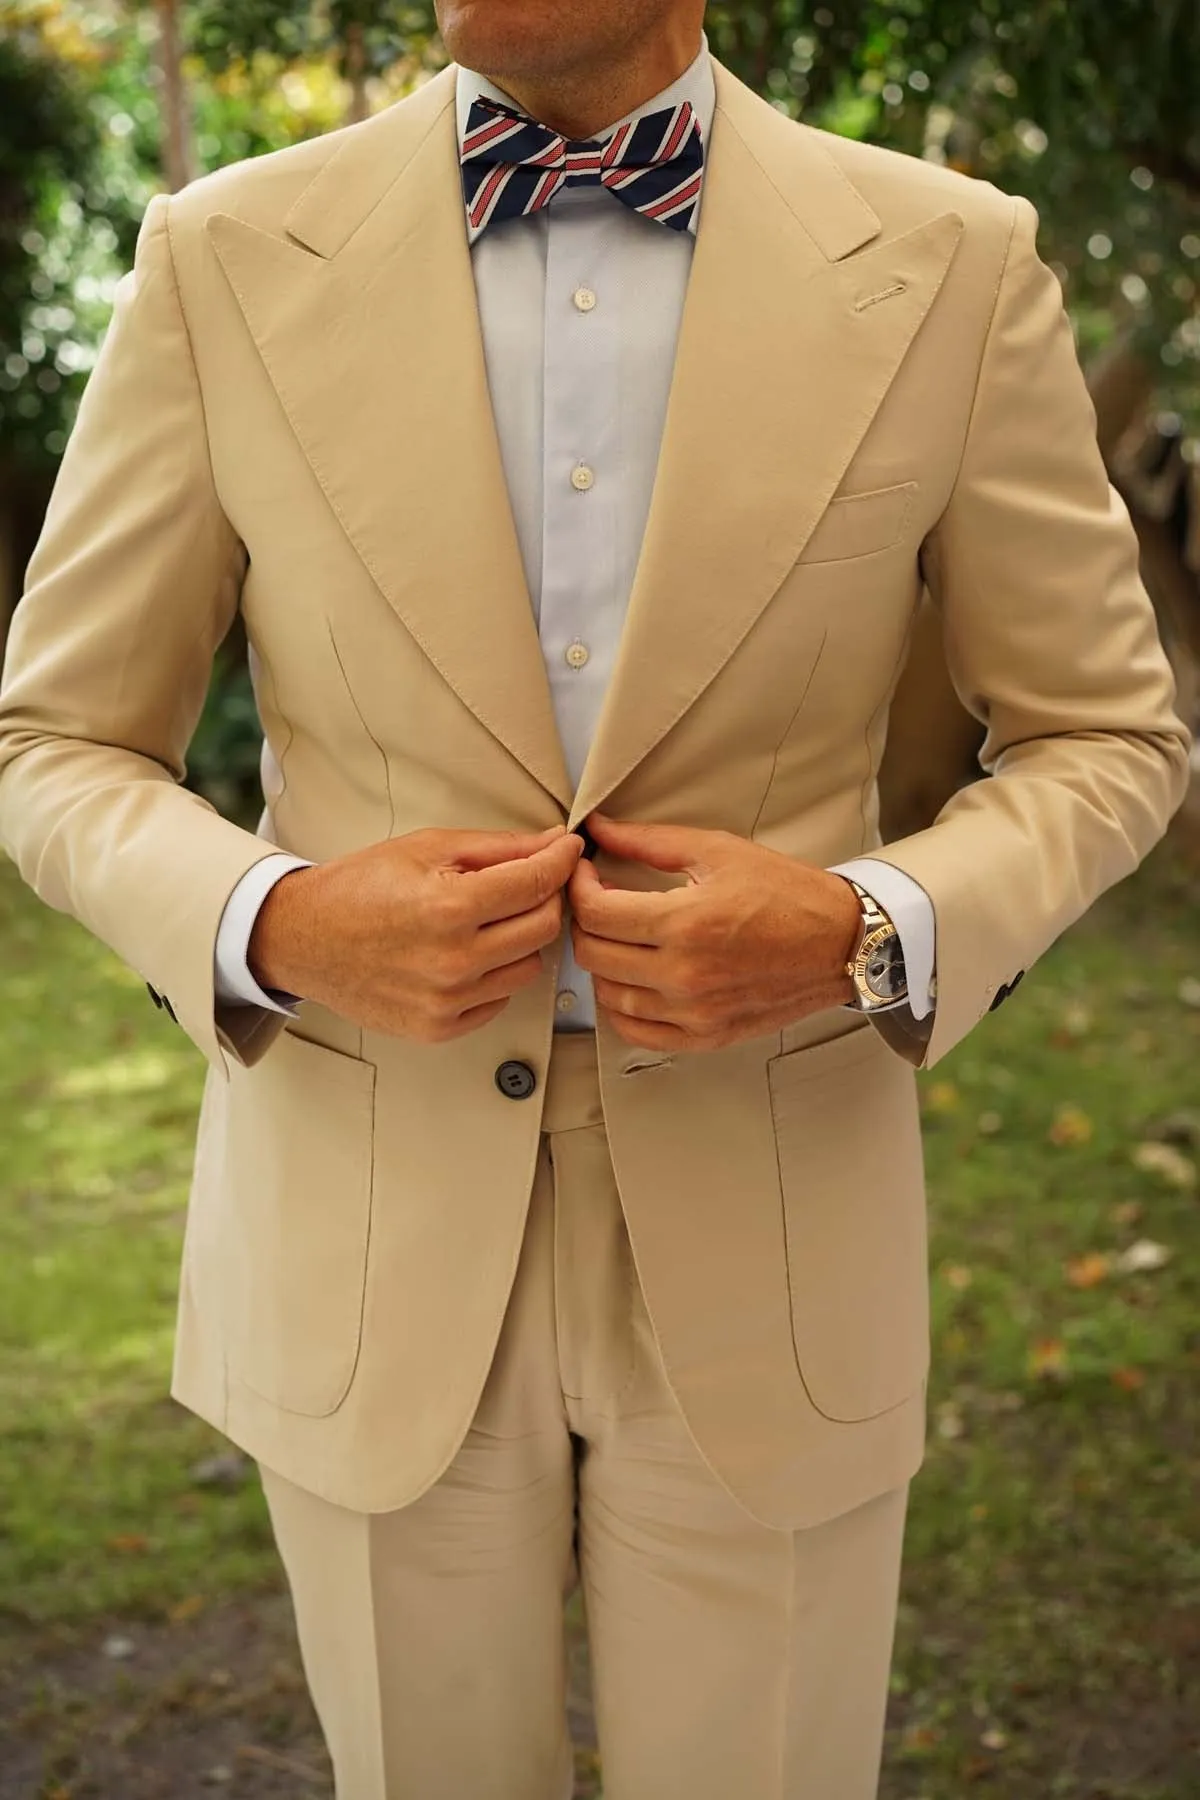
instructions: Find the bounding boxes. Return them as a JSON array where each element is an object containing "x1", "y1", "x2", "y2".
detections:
[
  {"x1": 166, "y1": 73, "x2": 450, "y2": 240},
  {"x1": 167, "y1": 121, "x2": 348, "y2": 238},
  {"x1": 799, "y1": 125, "x2": 1019, "y2": 240}
]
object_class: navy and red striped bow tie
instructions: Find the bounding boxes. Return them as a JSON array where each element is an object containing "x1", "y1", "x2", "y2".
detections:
[{"x1": 461, "y1": 97, "x2": 705, "y2": 243}]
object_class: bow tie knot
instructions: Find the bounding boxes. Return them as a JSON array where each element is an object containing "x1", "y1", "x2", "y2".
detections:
[{"x1": 461, "y1": 97, "x2": 705, "y2": 242}]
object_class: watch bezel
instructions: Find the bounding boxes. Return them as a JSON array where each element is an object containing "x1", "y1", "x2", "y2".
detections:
[{"x1": 850, "y1": 922, "x2": 909, "y2": 1008}]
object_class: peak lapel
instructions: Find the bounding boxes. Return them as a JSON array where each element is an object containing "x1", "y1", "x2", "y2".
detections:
[
  {"x1": 206, "y1": 68, "x2": 573, "y2": 813},
  {"x1": 567, "y1": 66, "x2": 964, "y2": 829}
]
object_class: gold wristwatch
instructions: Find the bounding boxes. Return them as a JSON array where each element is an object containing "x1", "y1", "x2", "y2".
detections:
[{"x1": 843, "y1": 879, "x2": 909, "y2": 1013}]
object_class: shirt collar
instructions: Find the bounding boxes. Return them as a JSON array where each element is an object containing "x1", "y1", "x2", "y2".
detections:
[{"x1": 454, "y1": 35, "x2": 716, "y2": 238}]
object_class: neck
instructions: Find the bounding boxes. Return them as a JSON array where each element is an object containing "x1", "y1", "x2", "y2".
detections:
[{"x1": 496, "y1": 26, "x2": 703, "y2": 140}]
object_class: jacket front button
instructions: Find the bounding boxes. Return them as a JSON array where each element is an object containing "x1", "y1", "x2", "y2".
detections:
[{"x1": 495, "y1": 1059, "x2": 537, "y2": 1101}]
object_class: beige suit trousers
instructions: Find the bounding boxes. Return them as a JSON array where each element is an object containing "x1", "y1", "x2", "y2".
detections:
[{"x1": 260, "y1": 1031, "x2": 910, "y2": 1800}]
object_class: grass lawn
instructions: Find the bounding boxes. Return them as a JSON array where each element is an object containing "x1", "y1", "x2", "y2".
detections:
[{"x1": 0, "y1": 839, "x2": 1197, "y2": 1798}]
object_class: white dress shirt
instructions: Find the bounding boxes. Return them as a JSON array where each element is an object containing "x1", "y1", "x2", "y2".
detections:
[{"x1": 214, "y1": 39, "x2": 936, "y2": 1027}]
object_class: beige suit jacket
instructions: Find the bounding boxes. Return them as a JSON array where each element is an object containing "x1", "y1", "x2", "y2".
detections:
[{"x1": 0, "y1": 61, "x2": 1188, "y2": 1531}]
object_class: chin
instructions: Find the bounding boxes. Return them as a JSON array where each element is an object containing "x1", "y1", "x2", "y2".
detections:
[{"x1": 438, "y1": 0, "x2": 607, "y2": 81}]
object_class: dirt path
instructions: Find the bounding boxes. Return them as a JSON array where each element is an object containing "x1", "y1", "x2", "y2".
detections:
[
  {"x1": 0, "y1": 1596, "x2": 600, "y2": 1800},
  {"x1": 4, "y1": 1590, "x2": 1198, "y2": 1798}
]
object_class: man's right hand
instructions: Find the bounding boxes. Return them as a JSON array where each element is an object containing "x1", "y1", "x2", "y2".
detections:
[{"x1": 247, "y1": 825, "x2": 583, "y2": 1042}]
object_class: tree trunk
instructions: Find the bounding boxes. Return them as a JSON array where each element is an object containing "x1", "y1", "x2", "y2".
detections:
[
  {"x1": 344, "y1": 21, "x2": 370, "y2": 125},
  {"x1": 154, "y1": 0, "x2": 194, "y2": 192}
]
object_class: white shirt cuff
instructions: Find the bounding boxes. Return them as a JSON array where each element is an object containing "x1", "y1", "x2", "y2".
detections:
[
  {"x1": 829, "y1": 858, "x2": 937, "y2": 1022},
  {"x1": 214, "y1": 853, "x2": 314, "y2": 1014}
]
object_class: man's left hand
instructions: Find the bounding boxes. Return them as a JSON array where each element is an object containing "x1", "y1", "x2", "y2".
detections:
[{"x1": 568, "y1": 812, "x2": 863, "y2": 1053}]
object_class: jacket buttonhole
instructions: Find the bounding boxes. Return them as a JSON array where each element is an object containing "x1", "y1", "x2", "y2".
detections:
[{"x1": 854, "y1": 282, "x2": 906, "y2": 313}]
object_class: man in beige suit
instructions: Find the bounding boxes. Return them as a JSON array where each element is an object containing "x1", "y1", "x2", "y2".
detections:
[{"x1": 0, "y1": 0, "x2": 1189, "y2": 1793}]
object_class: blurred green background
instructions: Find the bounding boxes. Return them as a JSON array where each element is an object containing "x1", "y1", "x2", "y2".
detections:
[{"x1": 0, "y1": 4, "x2": 1198, "y2": 1796}]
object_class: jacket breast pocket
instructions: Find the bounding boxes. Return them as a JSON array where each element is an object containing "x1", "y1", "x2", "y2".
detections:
[
  {"x1": 220, "y1": 1027, "x2": 377, "y2": 1417},
  {"x1": 798, "y1": 482, "x2": 917, "y2": 565},
  {"x1": 767, "y1": 1021, "x2": 929, "y2": 1422}
]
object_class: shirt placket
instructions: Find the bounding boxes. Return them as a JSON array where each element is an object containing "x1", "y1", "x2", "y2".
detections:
[{"x1": 540, "y1": 194, "x2": 621, "y2": 1028}]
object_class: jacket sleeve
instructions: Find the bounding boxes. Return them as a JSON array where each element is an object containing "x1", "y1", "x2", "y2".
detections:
[
  {"x1": 868, "y1": 195, "x2": 1191, "y2": 1069},
  {"x1": 0, "y1": 193, "x2": 291, "y2": 1078}
]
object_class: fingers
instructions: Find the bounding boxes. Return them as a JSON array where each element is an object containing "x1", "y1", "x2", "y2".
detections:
[
  {"x1": 475, "y1": 892, "x2": 565, "y2": 972},
  {"x1": 464, "y1": 831, "x2": 583, "y2": 926},
  {"x1": 568, "y1": 855, "x2": 685, "y2": 945},
  {"x1": 571, "y1": 924, "x2": 662, "y2": 986},
  {"x1": 448, "y1": 950, "x2": 547, "y2": 1010},
  {"x1": 439, "y1": 824, "x2": 570, "y2": 873},
  {"x1": 584, "y1": 811, "x2": 715, "y2": 875},
  {"x1": 437, "y1": 997, "x2": 512, "y2": 1039}
]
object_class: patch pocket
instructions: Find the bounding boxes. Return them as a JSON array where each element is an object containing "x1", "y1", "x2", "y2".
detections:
[
  {"x1": 798, "y1": 482, "x2": 917, "y2": 565},
  {"x1": 767, "y1": 1022, "x2": 929, "y2": 1421},
  {"x1": 221, "y1": 1027, "x2": 377, "y2": 1417}
]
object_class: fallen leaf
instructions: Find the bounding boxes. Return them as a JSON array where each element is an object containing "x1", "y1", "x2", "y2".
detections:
[
  {"x1": 1110, "y1": 1199, "x2": 1143, "y2": 1227},
  {"x1": 1179, "y1": 977, "x2": 1200, "y2": 1009},
  {"x1": 168, "y1": 1594, "x2": 205, "y2": 1624},
  {"x1": 1111, "y1": 1366, "x2": 1145, "y2": 1391},
  {"x1": 101, "y1": 1635, "x2": 136, "y2": 1660},
  {"x1": 1144, "y1": 1110, "x2": 1200, "y2": 1149},
  {"x1": 901, "y1": 1725, "x2": 941, "y2": 1754},
  {"x1": 924, "y1": 1081, "x2": 961, "y2": 1116},
  {"x1": 970, "y1": 1502, "x2": 989, "y2": 1521},
  {"x1": 1132, "y1": 1141, "x2": 1197, "y2": 1190},
  {"x1": 980, "y1": 1727, "x2": 1009, "y2": 1750},
  {"x1": 191, "y1": 1452, "x2": 251, "y2": 1489},
  {"x1": 1049, "y1": 1103, "x2": 1093, "y2": 1147},
  {"x1": 1064, "y1": 1250, "x2": 1111, "y2": 1289},
  {"x1": 942, "y1": 1263, "x2": 974, "y2": 1291},
  {"x1": 1029, "y1": 1338, "x2": 1068, "y2": 1378},
  {"x1": 105, "y1": 1533, "x2": 149, "y2": 1555},
  {"x1": 936, "y1": 1401, "x2": 965, "y2": 1439},
  {"x1": 977, "y1": 1110, "x2": 1004, "y2": 1136},
  {"x1": 1113, "y1": 1238, "x2": 1173, "y2": 1274},
  {"x1": 1060, "y1": 1002, "x2": 1092, "y2": 1037},
  {"x1": 235, "y1": 1745, "x2": 325, "y2": 1781}
]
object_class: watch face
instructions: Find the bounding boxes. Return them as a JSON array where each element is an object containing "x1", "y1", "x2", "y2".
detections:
[{"x1": 864, "y1": 934, "x2": 908, "y2": 1002}]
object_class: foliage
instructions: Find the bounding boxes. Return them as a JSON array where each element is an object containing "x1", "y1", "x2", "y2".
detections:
[
  {"x1": 704, "y1": 0, "x2": 1200, "y2": 431},
  {"x1": 189, "y1": 0, "x2": 440, "y2": 88},
  {"x1": 184, "y1": 628, "x2": 264, "y2": 824},
  {"x1": 0, "y1": 4, "x2": 108, "y2": 473}
]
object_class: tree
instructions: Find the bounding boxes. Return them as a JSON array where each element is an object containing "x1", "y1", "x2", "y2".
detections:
[
  {"x1": 0, "y1": 4, "x2": 109, "y2": 622},
  {"x1": 705, "y1": 1, "x2": 1199, "y2": 428},
  {"x1": 151, "y1": 0, "x2": 195, "y2": 190},
  {"x1": 189, "y1": 0, "x2": 441, "y2": 127}
]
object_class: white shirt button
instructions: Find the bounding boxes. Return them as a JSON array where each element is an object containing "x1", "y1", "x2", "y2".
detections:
[
  {"x1": 556, "y1": 989, "x2": 579, "y2": 1013},
  {"x1": 571, "y1": 463, "x2": 595, "y2": 492},
  {"x1": 573, "y1": 286, "x2": 597, "y2": 312},
  {"x1": 564, "y1": 641, "x2": 590, "y2": 670}
]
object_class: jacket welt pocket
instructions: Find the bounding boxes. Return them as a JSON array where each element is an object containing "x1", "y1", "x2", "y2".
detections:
[
  {"x1": 798, "y1": 482, "x2": 917, "y2": 565},
  {"x1": 222, "y1": 1027, "x2": 377, "y2": 1417},
  {"x1": 767, "y1": 1022, "x2": 929, "y2": 1422}
]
